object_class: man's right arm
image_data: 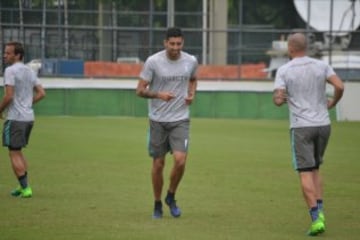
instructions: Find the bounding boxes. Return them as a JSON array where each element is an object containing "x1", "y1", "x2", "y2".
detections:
[
  {"x1": 273, "y1": 88, "x2": 287, "y2": 106},
  {"x1": 136, "y1": 79, "x2": 175, "y2": 101},
  {"x1": 136, "y1": 79, "x2": 158, "y2": 98}
]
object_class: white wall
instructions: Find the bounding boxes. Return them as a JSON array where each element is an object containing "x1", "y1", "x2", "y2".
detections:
[{"x1": 338, "y1": 82, "x2": 360, "y2": 121}]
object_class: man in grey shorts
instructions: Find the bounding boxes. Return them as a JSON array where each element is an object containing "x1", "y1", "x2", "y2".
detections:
[
  {"x1": 273, "y1": 33, "x2": 344, "y2": 236},
  {"x1": 136, "y1": 27, "x2": 198, "y2": 219},
  {"x1": 0, "y1": 41, "x2": 46, "y2": 198}
]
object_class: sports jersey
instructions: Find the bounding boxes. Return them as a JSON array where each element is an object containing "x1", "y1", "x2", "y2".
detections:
[
  {"x1": 140, "y1": 50, "x2": 198, "y2": 122},
  {"x1": 3, "y1": 62, "x2": 42, "y2": 121},
  {"x1": 274, "y1": 56, "x2": 335, "y2": 128}
]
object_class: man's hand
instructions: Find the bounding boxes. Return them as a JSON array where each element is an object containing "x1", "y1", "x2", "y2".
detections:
[
  {"x1": 273, "y1": 88, "x2": 287, "y2": 106},
  {"x1": 157, "y1": 92, "x2": 175, "y2": 102},
  {"x1": 185, "y1": 94, "x2": 194, "y2": 105}
]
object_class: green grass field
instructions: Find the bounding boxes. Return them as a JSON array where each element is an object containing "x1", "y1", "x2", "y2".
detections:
[{"x1": 0, "y1": 117, "x2": 359, "y2": 240}]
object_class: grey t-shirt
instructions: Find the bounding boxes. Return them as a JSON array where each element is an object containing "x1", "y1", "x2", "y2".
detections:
[
  {"x1": 140, "y1": 50, "x2": 198, "y2": 122},
  {"x1": 3, "y1": 62, "x2": 42, "y2": 121},
  {"x1": 274, "y1": 56, "x2": 335, "y2": 128}
]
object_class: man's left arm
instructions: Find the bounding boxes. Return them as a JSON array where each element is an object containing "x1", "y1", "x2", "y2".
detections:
[
  {"x1": 33, "y1": 84, "x2": 46, "y2": 104},
  {"x1": 185, "y1": 76, "x2": 197, "y2": 105}
]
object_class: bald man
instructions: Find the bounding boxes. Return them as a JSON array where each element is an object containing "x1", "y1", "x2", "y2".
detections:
[{"x1": 273, "y1": 33, "x2": 344, "y2": 236}]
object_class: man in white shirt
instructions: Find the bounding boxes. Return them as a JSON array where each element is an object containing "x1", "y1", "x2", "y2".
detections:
[
  {"x1": 1, "y1": 41, "x2": 45, "y2": 198},
  {"x1": 273, "y1": 33, "x2": 344, "y2": 236}
]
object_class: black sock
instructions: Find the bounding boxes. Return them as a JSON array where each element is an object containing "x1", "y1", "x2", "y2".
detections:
[
  {"x1": 18, "y1": 171, "x2": 28, "y2": 189},
  {"x1": 309, "y1": 206, "x2": 319, "y2": 221},
  {"x1": 154, "y1": 200, "x2": 162, "y2": 209},
  {"x1": 317, "y1": 199, "x2": 323, "y2": 211},
  {"x1": 166, "y1": 191, "x2": 175, "y2": 201}
]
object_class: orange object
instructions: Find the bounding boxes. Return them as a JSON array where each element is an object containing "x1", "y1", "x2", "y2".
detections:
[{"x1": 84, "y1": 61, "x2": 267, "y2": 80}]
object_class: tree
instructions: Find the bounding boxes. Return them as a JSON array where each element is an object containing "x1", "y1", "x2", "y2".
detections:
[{"x1": 228, "y1": 0, "x2": 302, "y2": 29}]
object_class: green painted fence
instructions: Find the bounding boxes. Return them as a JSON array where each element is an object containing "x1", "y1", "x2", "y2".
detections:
[
  {"x1": 33, "y1": 88, "x2": 290, "y2": 119},
  {"x1": 1, "y1": 78, "x2": 338, "y2": 120}
]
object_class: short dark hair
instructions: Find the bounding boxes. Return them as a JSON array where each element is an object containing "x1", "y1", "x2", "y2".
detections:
[
  {"x1": 165, "y1": 27, "x2": 183, "y2": 39},
  {"x1": 6, "y1": 41, "x2": 25, "y2": 60}
]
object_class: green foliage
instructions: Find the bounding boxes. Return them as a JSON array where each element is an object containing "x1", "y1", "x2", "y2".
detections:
[
  {"x1": 0, "y1": 117, "x2": 359, "y2": 240},
  {"x1": 228, "y1": 0, "x2": 301, "y2": 28},
  {"x1": 1, "y1": 0, "x2": 302, "y2": 29}
]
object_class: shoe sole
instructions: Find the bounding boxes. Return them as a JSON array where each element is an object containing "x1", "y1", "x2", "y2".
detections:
[
  {"x1": 308, "y1": 227, "x2": 325, "y2": 236},
  {"x1": 21, "y1": 195, "x2": 32, "y2": 198}
]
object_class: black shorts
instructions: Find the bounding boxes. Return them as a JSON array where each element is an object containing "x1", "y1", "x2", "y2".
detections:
[{"x1": 3, "y1": 120, "x2": 34, "y2": 150}]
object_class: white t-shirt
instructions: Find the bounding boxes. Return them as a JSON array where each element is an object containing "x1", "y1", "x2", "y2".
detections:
[
  {"x1": 3, "y1": 62, "x2": 42, "y2": 121},
  {"x1": 140, "y1": 50, "x2": 198, "y2": 122},
  {"x1": 274, "y1": 56, "x2": 335, "y2": 128}
]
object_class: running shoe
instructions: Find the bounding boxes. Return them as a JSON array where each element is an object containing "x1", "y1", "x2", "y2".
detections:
[
  {"x1": 165, "y1": 197, "x2": 181, "y2": 218},
  {"x1": 307, "y1": 218, "x2": 325, "y2": 236},
  {"x1": 10, "y1": 186, "x2": 22, "y2": 197},
  {"x1": 318, "y1": 211, "x2": 325, "y2": 223},
  {"x1": 153, "y1": 207, "x2": 163, "y2": 219},
  {"x1": 20, "y1": 186, "x2": 33, "y2": 198}
]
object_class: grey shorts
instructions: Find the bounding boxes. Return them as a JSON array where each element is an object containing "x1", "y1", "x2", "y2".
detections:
[
  {"x1": 290, "y1": 125, "x2": 331, "y2": 172},
  {"x1": 3, "y1": 120, "x2": 34, "y2": 150},
  {"x1": 148, "y1": 119, "x2": 190, "y2": 158}
]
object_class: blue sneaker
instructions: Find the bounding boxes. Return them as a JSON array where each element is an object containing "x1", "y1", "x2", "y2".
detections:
[
  {"x1": 165, "y1": 197, "x2": 181, "y2": 218},
  {"x1": 153, "y1": 207, "x2": 163, "y2": 219}
]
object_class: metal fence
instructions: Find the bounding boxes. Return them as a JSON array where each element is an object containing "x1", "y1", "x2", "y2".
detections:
[
  {"x1": 1, "y1": 0, "x2": 360, "y2": 81},
  {"x1": 0, "y1": 2, "x2": 283, "y2": 65}
]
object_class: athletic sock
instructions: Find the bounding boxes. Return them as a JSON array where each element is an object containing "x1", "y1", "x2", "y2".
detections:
[
  {"x1": 317, "y1": 199, "x2": 323, "y2": 211},
  {"x1": 309, "y1": 206, "x2": 319, "y2": 221},
  {"x1": 154, "y1": 200, "x2": 162, "y2": 209},
  {"x1": 18, "y1": 171, "x2": 28, "y2": 189},
  {"x1": 166, "y1": 191, "x2": 175, "y2": 201}
]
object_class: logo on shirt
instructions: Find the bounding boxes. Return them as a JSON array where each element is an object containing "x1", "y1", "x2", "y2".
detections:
[{"x1": 161, "y1": 76, "x2": 188, "y2": 82}]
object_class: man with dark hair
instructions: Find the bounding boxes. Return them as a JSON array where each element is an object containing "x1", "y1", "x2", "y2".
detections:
[
  {"x1": 136, "y1": 27, "x2": 198, "y2": 218},
  {"x1": 1, "y1": 41, "x2": 45, "y2": 198},
  {"x1": 273, "y1": 33, "x2": 344, "y2": 236}
]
